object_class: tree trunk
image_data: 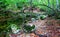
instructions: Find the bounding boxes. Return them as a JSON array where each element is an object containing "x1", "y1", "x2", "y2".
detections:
[
  {"x1": 48, "y1": 0, "x2": 50, "y2": 7},
  {"x1": 56, "y1": 0, "x2": 59, "y2": 9}
]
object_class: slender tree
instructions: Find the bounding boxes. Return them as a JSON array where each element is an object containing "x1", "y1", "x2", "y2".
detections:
[
  {"x1": 56, "y1": 0, "x2": 59, "y2": 9},
  {"x1": 48, "y1": 0, "x2": 50, "y2": 7}
]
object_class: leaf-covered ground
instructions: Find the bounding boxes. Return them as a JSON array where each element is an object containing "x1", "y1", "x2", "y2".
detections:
[{"x1": 10, "y1": 18, "x2": 60, "y2": 37}]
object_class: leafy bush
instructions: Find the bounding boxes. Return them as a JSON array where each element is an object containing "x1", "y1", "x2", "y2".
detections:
[{"x1": 23, "y1": 24, "x2": 35, "y2": 33}]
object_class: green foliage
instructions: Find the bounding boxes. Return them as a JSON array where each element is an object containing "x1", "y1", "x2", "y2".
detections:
[
  {"x1": 55, "y1": 12, "x2": 60, "y2": 19},
  {"x1": 0, "y1": 0, "x2": 60, "y2": 10},
  {"x1": 40, "y1": 15, "x2": 47, "y2": 20},
  {"x1": 0, "y1": 0, "x2": 8, "y2": 12},
  {"x1": 23, "y1": 25, "x2": 35, "y2": 33}
]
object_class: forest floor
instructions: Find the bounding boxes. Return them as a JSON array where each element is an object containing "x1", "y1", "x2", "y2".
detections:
[
  {"x1": 10, "y1": 10, "x2": 60, "y2": 37},
  {"x1": 10, "y1": 17, "x2": 60, "y2": 37},
  {"x1": 31, "y1": 18, "x2": 60, "y2": 37}
]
